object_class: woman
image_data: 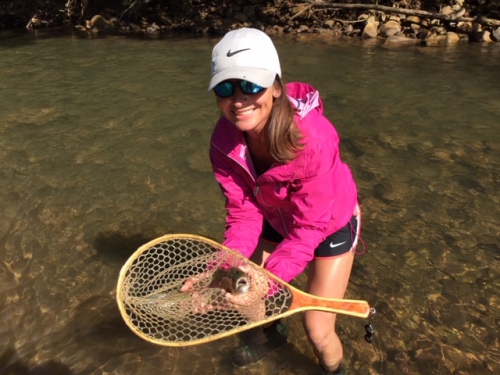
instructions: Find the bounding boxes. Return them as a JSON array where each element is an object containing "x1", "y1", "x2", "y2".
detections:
[{"x1": 207, "y1": 28, "x2": 361, "y2": 375}]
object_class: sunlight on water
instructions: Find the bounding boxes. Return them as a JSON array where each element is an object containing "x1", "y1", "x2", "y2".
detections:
[{"x1": 0, "y1": 31, "x2": 499, "y2": 374}]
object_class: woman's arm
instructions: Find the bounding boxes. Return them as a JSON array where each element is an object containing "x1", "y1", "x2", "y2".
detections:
[{"x1": 210, "y1": 144, "x2": 263, "y2": 259}]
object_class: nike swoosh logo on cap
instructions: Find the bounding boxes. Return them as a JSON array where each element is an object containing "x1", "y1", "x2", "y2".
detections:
[
  {"x1": 227, "y1": 48, "x2": 251, "y2": 57},
  {"x1": 329, "y1": 241, "x2": 346, "y2": 248}
]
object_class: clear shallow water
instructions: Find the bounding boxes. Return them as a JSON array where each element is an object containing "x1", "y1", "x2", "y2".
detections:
[{"x1": 0, "y1": 31, "x2": 499, "y2": 375}]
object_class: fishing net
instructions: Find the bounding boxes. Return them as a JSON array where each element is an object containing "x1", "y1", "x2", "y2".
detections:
[{"x1": 116, "y1": 234, "x2": 293, "y2": 346}]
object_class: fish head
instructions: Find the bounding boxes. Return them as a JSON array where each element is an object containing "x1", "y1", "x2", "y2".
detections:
[
  {"x1": 233, "y1": 274, "x2": 249, "y2": 294},
  {"x1": 209, "y1": 267, "x2": 250, "y2": 294}
]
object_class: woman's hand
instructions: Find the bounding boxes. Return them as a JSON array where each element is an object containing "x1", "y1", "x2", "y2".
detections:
[
  {"x1": 180, "y1": 272, "x2": 208, "y2": 293},
  {"x1": 179, "y1": 263, "x2": 269, "y2": 320},
  {"x1": 179, "y1": 272, "x2": 218, "y2": 314}
]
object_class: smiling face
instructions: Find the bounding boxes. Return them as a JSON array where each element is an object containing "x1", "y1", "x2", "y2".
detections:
[{"x1": 215, "y1": 80, "x2": 281, "y2": 136}]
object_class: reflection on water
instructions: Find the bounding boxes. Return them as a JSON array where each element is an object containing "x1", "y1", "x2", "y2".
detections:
[{"x1": 0, "y1": 32, "x2": 499, "y2": 374}]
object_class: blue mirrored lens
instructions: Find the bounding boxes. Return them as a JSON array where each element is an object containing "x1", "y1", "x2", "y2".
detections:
[
  {"x1": 240, "y1": 80, "x2": 265, "y2": 95},
  {"x1": 213, "y1": 80, "x2": 265, "y2": 98},
  {"x1": 213, "y1": 82, "x2": 233, "y2": 98}
]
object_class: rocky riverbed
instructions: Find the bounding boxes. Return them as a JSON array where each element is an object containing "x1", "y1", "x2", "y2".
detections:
[{"x1": 3, "y1": 0, "x2": 500, "y2": 46}]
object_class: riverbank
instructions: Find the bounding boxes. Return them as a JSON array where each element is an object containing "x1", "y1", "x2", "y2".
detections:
[{"x1": 2, "y1": 0, "x2": 500, "y2": 46}]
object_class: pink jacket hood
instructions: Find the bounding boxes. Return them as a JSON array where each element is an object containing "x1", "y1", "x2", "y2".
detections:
[{"x1": 210, "y1": 82, "x2": 357, "y2": 282}]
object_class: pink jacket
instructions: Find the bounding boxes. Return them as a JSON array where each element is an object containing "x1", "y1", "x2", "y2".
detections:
[{"x1": 209, "y1": 82, "x2": 358, "y2": 282}]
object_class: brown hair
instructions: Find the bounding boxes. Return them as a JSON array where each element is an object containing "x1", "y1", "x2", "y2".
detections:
[{"x1": 265, "y1": 76, "x2": 303, "y2": 163}]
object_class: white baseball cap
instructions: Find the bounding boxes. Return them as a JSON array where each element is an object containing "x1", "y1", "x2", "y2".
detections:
[{"x1": 208, "y1": 28, "x2": 282, "y2": 91}]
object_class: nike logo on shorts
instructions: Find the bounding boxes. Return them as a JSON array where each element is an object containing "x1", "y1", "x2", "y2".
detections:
[
  {"x1": 227, "y1": 48, "x2": 251, "y2": 57},
  {"x1": 330, "y1": 241, "x2": 346, "y2": 248}
]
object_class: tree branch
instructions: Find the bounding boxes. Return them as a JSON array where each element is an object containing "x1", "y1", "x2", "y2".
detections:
[
  {"x1": 118, "y1": 0, "x2": 144, "y2": 19},
  {"x1": 296, "y1": 1, "x2": 500, "y2": 27},
  {"x1": 291, "y1": 4, "x2": 313, "y2": 20}
]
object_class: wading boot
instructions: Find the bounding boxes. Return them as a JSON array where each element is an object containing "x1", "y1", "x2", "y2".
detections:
[
  {"x1": 230, "y1": 320, "x2": 289, "y2": 367},
  {"x1": 319, "y1": 364, "x2": 346, "y2": 375}
]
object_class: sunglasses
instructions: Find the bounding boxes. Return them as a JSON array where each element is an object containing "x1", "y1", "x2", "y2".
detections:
[{"x1": 213, "y1": 80, "x2": 266, "y2": 98}]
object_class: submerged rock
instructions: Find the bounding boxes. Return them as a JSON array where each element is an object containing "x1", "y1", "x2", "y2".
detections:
[
  {"x1": 424, "y1": 32, "x2": 460, "y2": 46},
  {"x1": 384, "y1": 34, "x2": 420, "y2": 46}
]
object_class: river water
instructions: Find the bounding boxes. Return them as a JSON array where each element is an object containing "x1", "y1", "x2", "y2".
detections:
[{"x1": 0, "y1": 30, "x2": 499, "y2": 375}]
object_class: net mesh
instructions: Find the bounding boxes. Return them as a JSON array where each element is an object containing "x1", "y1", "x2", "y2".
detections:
[{"x1": 116, "y1": 234, "x2": 293, "y2": 346}]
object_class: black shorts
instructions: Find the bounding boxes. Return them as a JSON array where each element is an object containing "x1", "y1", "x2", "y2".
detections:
[{"x1": 260, "y1": 214, "x2": 359, "y2": 258}]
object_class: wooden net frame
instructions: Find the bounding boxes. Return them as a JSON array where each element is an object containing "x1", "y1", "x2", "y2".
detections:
[{"x1": 116, "y1": 234, "x2": 371, "y2": 346}]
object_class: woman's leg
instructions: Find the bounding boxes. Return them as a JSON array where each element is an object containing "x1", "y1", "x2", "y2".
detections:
[
  {"x1": 249, "y1": 238, "x2": 276, "y2": 266},
  {"x1": 302, "y1": 251, "x2": 355, "y2": 371}
]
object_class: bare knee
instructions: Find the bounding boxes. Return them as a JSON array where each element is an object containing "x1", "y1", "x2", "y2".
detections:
[
  {"x1": 303, "y1": 311, "x2": 343, "y2": 368},
  {"x1": 303, "y1": 311, "x2": 337, "y2": 348}
]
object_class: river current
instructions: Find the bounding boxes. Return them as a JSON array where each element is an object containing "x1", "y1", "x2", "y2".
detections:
[{"x1": 0, "y1": 30, "x2": 499, "y2": 374}]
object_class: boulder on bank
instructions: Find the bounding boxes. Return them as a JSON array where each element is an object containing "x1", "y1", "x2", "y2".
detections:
[
  {"x1": 380, "y1": 20, "x2": 402, "y2": 37},
  {"x1": 362, "y1": 17, "x2": 379, "y2": 38},
  {"x1": 6, "y1": 0, "x2": 499, "y2": 47},
  {"x1": 85, "y1": 15, "x2": 117, "y2": 34}
]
